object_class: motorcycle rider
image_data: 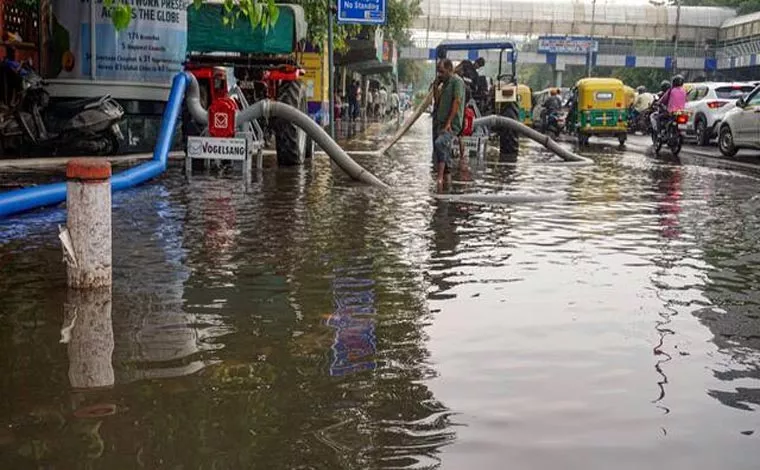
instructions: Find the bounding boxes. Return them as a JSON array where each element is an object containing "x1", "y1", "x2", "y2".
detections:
[
  {"x1": 649, "y1": 79, "x2": 675, "y2": 136},
  {"x1": 542, "y1": 88, "x2": 563, "y2": 132},
  {"x1": 632, "y1": 86, "x2": 654, "y2": 116},
  {"x1": 630, "y1": 85, "x2": 654, "y2": 133}
]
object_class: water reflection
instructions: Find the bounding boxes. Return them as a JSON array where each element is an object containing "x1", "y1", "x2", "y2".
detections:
[
  {"x1": 63, "y1": 288, "x2": 115, "y2": 390},
  {"x1": 328, "y1": 262, "x2": 377, "y2": 376},
  {"x1": 4, "y1": 122, "x2": 760, "y2": 468}
]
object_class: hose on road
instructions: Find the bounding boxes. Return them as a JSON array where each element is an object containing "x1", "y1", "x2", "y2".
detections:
[
  {"x1": 473, "y1": 115, "x2": 593, "y2": 166},
  {"x1": 235, "y1": 101, "x2": 389, "y2": 189}
]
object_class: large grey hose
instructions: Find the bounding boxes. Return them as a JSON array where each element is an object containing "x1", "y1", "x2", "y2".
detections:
[
  {"x1": 236, "y1": 101, "x2": 389, "y2": 189},
  {"x1": 474, "y1": 115, "x2": 593, "y2": 166},
  {"x1": 186, "y1": 73, "x2": 208, "y2": 125}
]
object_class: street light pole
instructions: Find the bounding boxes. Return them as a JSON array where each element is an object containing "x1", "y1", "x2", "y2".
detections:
[
  {"x1": 587, "y1": 0, "x2": 597, "y2": 77},
  {"x1": 673, "y1": 0, "x2": 681, "y2": 74},
  {"x1": 328, "y1": 3, "x2": 336, "y2": 138}
]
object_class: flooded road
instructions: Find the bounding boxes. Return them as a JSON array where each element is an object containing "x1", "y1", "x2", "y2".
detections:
[{"x1": 1, "y1": 118, "x2": 759, "y2": 469}]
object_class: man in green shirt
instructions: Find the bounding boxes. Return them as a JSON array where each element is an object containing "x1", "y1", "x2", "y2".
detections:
[{"x1": 433, "y1": 59, "x2": 465, "y2": 186}]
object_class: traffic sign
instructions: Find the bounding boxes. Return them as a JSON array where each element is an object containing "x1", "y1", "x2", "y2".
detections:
[{"x1": 337, "y1": 0, "x2": 386, "y2": 25}]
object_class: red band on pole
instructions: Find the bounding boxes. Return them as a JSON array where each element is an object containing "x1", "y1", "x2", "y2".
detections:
[{"x1": 66, "y1": 159, "x2": 112, "y2": 181}]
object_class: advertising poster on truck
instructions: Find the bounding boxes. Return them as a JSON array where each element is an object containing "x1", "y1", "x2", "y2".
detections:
[
  {"x1": 49, "y1": 0, "x2": 187, "y2": 82},
  {"x1": 301, "y1": 51, "x2": 330, "y2": 127}
]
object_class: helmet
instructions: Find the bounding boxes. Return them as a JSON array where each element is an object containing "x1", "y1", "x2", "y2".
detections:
[
  {"x1": 672, "y1": 74, "x2": 684, "y2": 87},
  {"x1": 550, "y1": 88, "x2": 558, "y2": 96},
  {"x1": 636, "y1": 86, "x2": 646, "y2": 94},
  {"x1": 660, "y1": 80, "x2": 671, "y2": 93}
]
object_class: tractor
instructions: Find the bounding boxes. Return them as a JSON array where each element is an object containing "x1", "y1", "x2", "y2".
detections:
[
  {"x1": 184, "y1": 3, "x2": 312, "y2": 165},
  {"x1": 435, "y1": 40, "x2": 520, "y2": 156}
]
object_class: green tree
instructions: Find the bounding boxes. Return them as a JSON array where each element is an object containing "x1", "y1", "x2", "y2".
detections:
[
  {"x1": 397, "y1": 59, "x2": 429, "y2": 87},
  {"x1": 682, "y1": 0, "x2": 760, "y2": 14}
]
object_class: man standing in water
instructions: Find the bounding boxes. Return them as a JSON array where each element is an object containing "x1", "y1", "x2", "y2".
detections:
[{"x1": 433, "y1": 59, "x2": 465, "y2": 187}]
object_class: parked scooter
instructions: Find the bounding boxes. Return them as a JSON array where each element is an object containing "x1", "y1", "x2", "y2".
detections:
[
  {"x1": 651, "y1": 111, "x2": 687, "y2": 156},
  {"x1": 0, "y1": 59, "x2": 124, "y2": 157}
]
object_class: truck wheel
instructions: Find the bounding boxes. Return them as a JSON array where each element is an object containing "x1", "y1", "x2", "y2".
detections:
[
  {"x1": 499, "y1": 102, "x2": 519, "y2": 157},
  {"x1": 273, "y1": 80, "x2": 307, "y2": 166}
]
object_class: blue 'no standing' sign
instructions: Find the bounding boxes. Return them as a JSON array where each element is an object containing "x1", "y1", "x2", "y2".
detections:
[{"x1": 337, "y1": 0, "x2": 387, "y2": 25}]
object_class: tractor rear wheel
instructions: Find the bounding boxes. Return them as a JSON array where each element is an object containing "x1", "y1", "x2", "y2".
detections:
[
  {"x1": 499, "y1": 102, "x2": 519, "y2": 157},
  {"x1": 273, "y1": 80, "x2": 308, "y2": 166}
]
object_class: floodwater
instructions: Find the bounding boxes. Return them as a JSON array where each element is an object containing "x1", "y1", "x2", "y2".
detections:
[{"x1": 1, "y1": 118, "x2": 760, "y2": 469}]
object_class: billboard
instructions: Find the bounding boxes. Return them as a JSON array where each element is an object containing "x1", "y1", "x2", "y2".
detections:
[
  {"x1": 301, "y1": 52, "x2": 329, "y2": 126},
  {"x1": 537, "y1": 36, "x2": 598, "y2": 55},
  {"x1": 49, "y1": 0, "x2": 187, "y2": 82}
]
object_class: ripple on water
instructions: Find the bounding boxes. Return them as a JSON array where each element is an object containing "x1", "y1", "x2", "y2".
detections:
[{"x1": 1, "y1": 121, "x2": 760, "y2": 468}]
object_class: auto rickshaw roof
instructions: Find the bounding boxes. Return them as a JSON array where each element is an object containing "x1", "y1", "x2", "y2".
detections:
[
  {"x1": 575, "y1": 77, "x2": 625, "y2": 88},
  {"x1": 435, "y1": 40, "x2": 517, "y2": 58}
]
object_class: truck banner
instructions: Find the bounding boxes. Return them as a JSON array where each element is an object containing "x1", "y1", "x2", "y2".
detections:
[{"x1": 49, "y1": 0, "x2": 188, "y2": 82}]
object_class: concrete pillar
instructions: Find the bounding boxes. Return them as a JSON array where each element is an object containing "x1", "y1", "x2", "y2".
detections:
[
  {"x1": 65, "y1": 159, "x2": 112, "y2": 288},
  {"x1": 64, "y1": 287, "x2": 115, "y2": 390},
  {"x1": 554, "y1": 62, "x2": 565, "y2": 88}
]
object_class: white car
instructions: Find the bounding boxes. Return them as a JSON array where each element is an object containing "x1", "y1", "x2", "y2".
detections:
[
  {"x1": 718, "y1": 85, "x2": 760, "y2": 157},
  {"x1": 684, "y1": 82, "x2": 756, "y2": 146}
]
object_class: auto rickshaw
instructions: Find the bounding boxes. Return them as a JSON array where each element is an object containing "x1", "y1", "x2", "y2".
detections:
[
  {"x1": 517, "y1": 84, "x2": 532, "y2": 126},
  {"x1": 568, "y1": 78, "x2": 628, "y2": 146}
]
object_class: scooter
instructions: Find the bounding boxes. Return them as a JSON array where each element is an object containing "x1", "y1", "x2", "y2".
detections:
[
  {"x1": 543, "y1": 110, "x2": 563, "y2": 138},
  {"x1": 652, "y1": 111, "x2": 687, "y2": 156},
  {"x1": 0, "y1": 60, "x2": 124, "y2": 156},
  {"x1": 628, "y1": 107, "x2": 652, "y2": 135}
]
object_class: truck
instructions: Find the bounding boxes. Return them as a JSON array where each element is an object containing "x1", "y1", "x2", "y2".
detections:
[
  {"x1": 435, "y1": 40, "x2": 521, "y2": 156},
  {"x1": 184, "y1": 3, "x2": 313, "y2": 165}
]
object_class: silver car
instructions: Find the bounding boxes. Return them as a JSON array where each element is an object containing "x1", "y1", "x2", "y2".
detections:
[
  {"x1": 718, "y1": 84, "x2": 760, "y2": 157},
  {"x1": 684, "y1": 82, "x2": 755, "y2": 146}
]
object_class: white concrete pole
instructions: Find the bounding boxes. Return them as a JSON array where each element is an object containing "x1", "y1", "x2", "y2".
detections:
[{"x1": 65, "y1": 159, "x2": 112, "y2": 288}]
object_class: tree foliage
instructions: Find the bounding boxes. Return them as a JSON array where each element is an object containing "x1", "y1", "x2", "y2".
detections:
[
  {"x1": 397, "y1": 58, "x2": 428, "y2": 87},
  {"x1": 682, "y1": 0, "x2": 760, "y2": 14}
]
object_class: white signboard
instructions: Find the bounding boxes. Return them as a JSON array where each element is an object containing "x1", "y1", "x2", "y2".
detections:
[
  {"x1": 50, "y1": 0, "x2": 188, "y2": 82},
  {"x1": 187, "y1": 137, "x2": 247, "y2": 161},
  {"x1": 537, "y1": 36, "x2": 598, "y2": 55}
]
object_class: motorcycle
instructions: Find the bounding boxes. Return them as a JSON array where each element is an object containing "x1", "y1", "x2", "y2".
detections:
[
  {"x1": 651, "y1": 111, "x2": 687, "y2": 156},
  {"x1": 543, "y1": 109, "x2": 564, "y2": 138},
  {"x1": 628, "y1": 107, "x2": 652, "y2": 135},
  {"x1": 0, "y1": 60, "x2": 124, "y2": 156}
]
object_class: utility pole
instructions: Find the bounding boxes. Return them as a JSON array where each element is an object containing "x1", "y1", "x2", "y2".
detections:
[
  {"x1": 587, "y1": 0, "x2": 597, "y2": 77},
  {"x1": 328, "y1": 3, "x2": 336, "y2": 138},
  {"x1": 673, "y1": 0, "x2": 681, "y2": 74}
]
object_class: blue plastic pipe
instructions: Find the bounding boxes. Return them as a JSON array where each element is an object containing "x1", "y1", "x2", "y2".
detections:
[{"x1": 0, "y1": 72, "x2": 191, "y2": 219}]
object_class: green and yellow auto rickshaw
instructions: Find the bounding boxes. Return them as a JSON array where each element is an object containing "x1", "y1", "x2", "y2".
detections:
[
  {"x1": 568, "y1": 78, "x2": 629, "y2": 146},
  {"x1": 517, "y1": 84, "x2": 533, "y2": 126}
]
